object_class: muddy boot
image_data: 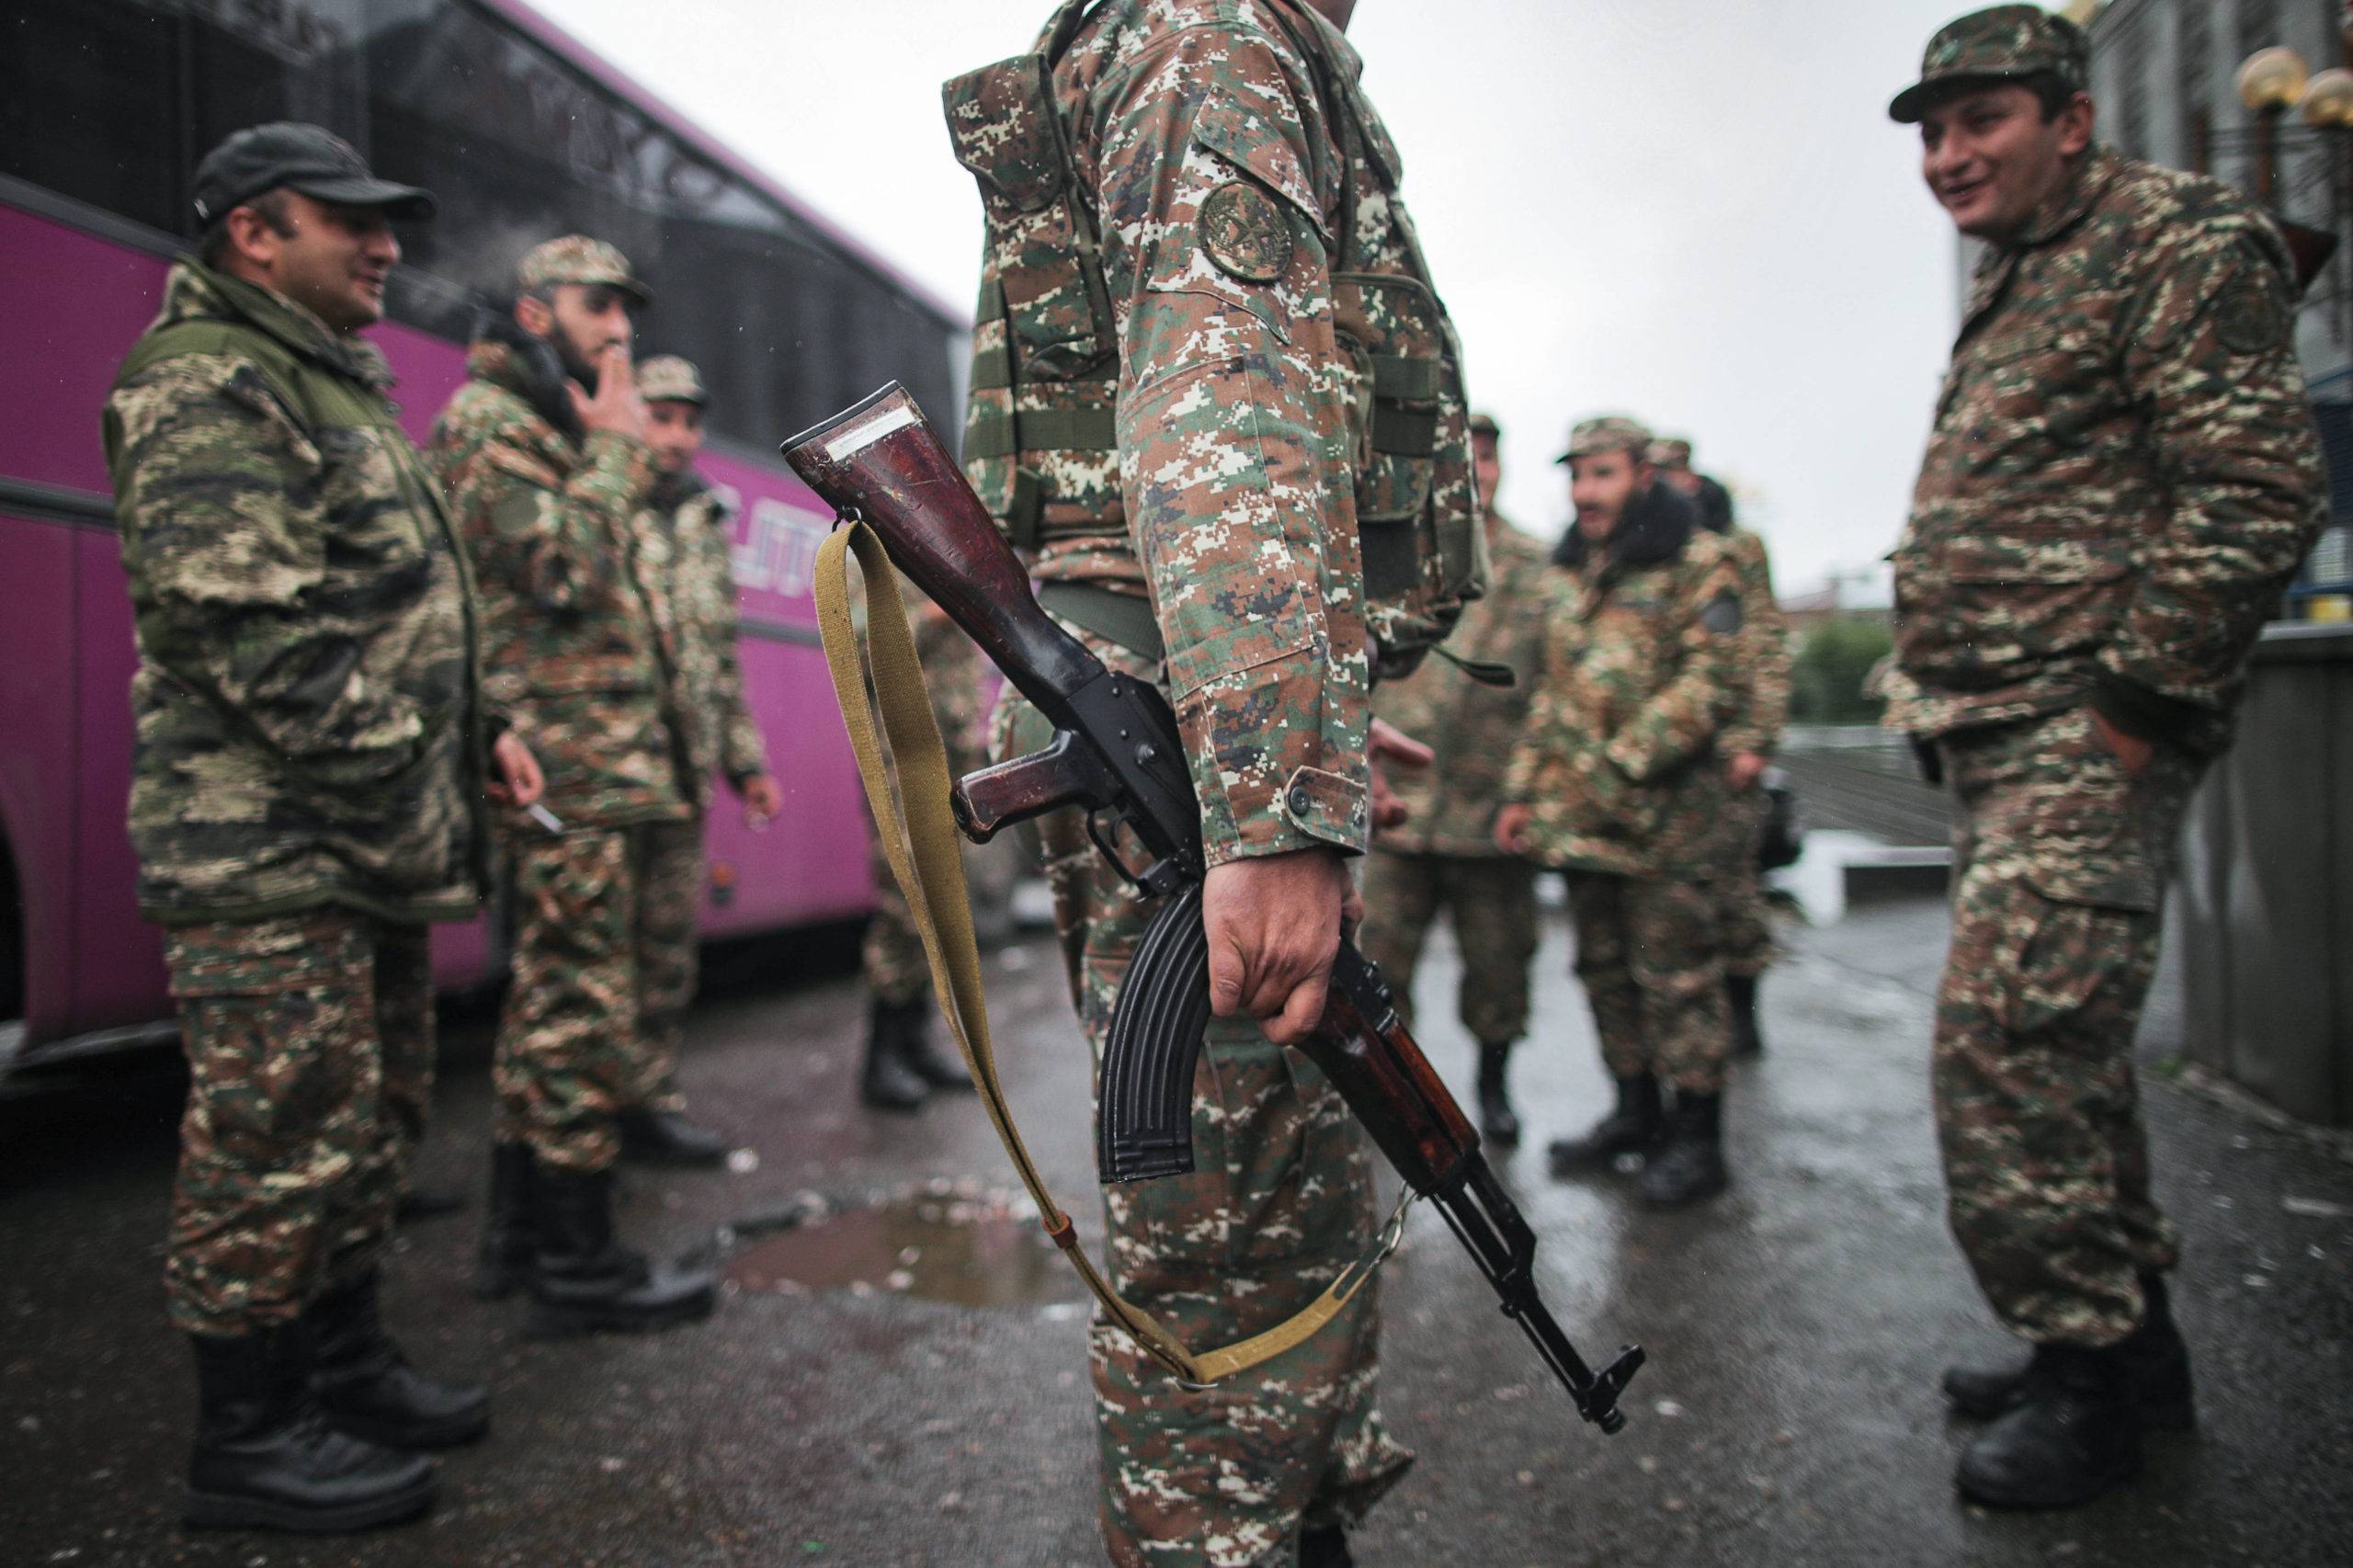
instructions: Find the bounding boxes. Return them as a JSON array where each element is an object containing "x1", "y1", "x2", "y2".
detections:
[
  {"x1": 1548, "y1": 1073, "x2": 1664, "y2": 1174},
  {"x1": 619, "y1": 1108, "x2": 730, "y2": 1168},
  {"x1": 1956, "y1": 1343, "x2": 2142, "y2": 1509},
  {"x1": 472, "y1": 1142, "x2": 537, "y2": 1301},
  {"x1": 861, "y1": 997, "x2": 930, "y2": 1112},
  {"x1": 1944, "y1": 1275, "x2": 2194, "y2": 1429},
  {"x1": 525, "y1": 1164, "x2": 716, "y2": 1338},
  {"x1": 307, "y1": 1272, "x2": 489, "y2": 1450},
  {"x1": 1728, "y1": 973, "x2": 1763, "y2": 1058},
  {"x1": 1639, "y1": 1091, "x2": 1729, "y2": 1208},
  {"x1": 897, "y1": 1003, "x2": 976, "y2": 1093},
  {"x1": 1476, "y1": 1039, "x2": 1520, "y2": 1146},
  {"x1": 184, "y1": 1325, "x2": 438, "y2": 1534},
  {"x1": 1300, "y1": 1523, "x2": 1354, "y2": 1567}
]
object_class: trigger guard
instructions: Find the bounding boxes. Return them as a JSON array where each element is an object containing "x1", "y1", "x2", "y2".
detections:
[{"x1": 1085, "y1": 807, "x2": 1153, "y2": 891}]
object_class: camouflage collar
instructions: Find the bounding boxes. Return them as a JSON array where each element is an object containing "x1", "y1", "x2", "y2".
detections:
[
  {"x1": 2005, "y1": 145, "x2": 2120, "y2": 252},
  {"x1": 162, "y1": 258, "x2": 394, "y2": 390},
  {"x1": 649, "y1": 464, "x2": 711, "y2": 514},
  {"x1": 464, "y1": 329, "x2": 581, "y2": 442}
]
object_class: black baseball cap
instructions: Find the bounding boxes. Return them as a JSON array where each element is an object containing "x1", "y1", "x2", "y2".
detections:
[{"x1": 191, "y1": 122, "x2": 436, "y2": 227}]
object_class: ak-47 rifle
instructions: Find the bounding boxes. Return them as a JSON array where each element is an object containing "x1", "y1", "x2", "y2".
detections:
[{"x1": 784, "y1": 382, "x2": 1643, "y2": 1435}]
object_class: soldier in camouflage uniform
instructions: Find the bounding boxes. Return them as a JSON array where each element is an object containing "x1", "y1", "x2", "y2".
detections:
[
  {"x1": 946, "y1": 0, "x2": 1480, "y2": 1559},
  {"x1": 1361, "y1": 413, "x2": 1551, "y2": 1143},
  {"x1": 105, "y1": 123, "x2": 546, "y2": 1532},
  {"x1": 616, "y1": 354, "x2": 782, "y2": 1164},
  {"x1": 1653, "y1": 437, "x2": 1792, "y2": 1056},
  {"x1": 858, "y1": 578, "x2": 985, "y2": 1110},
  {"x1": 427, "y1": 237, "x2": 715, "y2": 1336},
  {"x1": 1886, "y1": 8, "x2": 2326, "y2": 1508},
  {"x1": 1498, "y1": 415, "x2": 1745, "y2": 1210}
]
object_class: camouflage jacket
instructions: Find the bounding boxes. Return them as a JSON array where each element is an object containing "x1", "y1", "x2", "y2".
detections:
[
  {"x1": 426, "y1": 323, "x2": 689, "y2": 829},
  {"x1": 1717, "y1": 528, "x2": 1791, "y2": 758},
  {"x1": 1888, "y1": 147, "x2": 2325, "y2": 756},
  {"x1": 634, "y1": 471, "x2": 767, "y2": 813},
  {"x1": 948, "y1": 0, "x2": 1478, "y2": 868},
  {"x1": 1505, "y1": 483, "x2": 1744, "y2": 879},
  {"x1": 1372, "y1": 518, "x2": 1552, "y2": 857},
  {"x1": 103, "y1": 261, "x2": 491, "y2": 925}
]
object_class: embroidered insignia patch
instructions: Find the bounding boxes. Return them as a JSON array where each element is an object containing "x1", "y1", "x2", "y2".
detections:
[
  {"x1": 2213, "y1": 287, "x2": 2289, "y2": 356},
  {"x1": 1199, "y1": 181, "x2": 1292, "y2": 284}
]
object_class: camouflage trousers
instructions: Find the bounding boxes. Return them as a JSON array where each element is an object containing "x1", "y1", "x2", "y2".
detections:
[
  {"x1": 1934, "y1": 706, "x2": 2200, "y2": 1346},
  {"x1": 861, "y1": 828, "x2": 933, "y2": 1008},
  {"x1": 996, "y1": 633, "x2": 1413, "y2": 1568},
  {"x1": 162, "y1": 909, "x2": 432, "y2": 1335},
  {"x1": 494, "y1": 822, "x2": 697, "y2": 1171},
  {"x1": 1358, "y1": 850, "x2": 1539, "y2": 1046},
  {"x1": 1564, "y1": 872, "x2": 1731, "y2": 1094},
  {"x1": 1714, "y1": 790, "x2": 1778, "y2": 980},
  {"x1": 632, "y1": 819, "x2": 706, "y2": 1115}
]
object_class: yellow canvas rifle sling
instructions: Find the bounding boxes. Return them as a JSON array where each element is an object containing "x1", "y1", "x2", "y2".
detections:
[{"x1": 812, "y1": 521, "x2": 1406, "y2": 1386}]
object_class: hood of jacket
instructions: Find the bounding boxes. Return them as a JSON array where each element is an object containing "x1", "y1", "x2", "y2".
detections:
[{"x1": 1550, "y1": 476, "x2": 1699, "y2": 574}]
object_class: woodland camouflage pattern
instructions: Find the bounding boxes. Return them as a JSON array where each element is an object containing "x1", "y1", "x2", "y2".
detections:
[
  {"x1": 945, "y1": 0, "x2": 1482, "y2": 870},
  {"x1": 1889, "y1": 4, "x2": 2088, "y2": 123},
  {"x1": 1882, "y1": 147, "x2": 2326, "y2": 757},
  {"x1": 162, "y1": 910, "x2": 433, "y2": 1335},
  {"x1": 995, "y1": 641, "x2": 1412, "y2": 1566},
  {"x1": 636, "y1": 470, "x2": 769, "y2": 814},
  {"x1": 104, "y1": 261, "x2": 491, "y2": 925},
  {"x1": 865, "y1": 580, "x2": 990, "y2": 1006},
  {"x1": 1714, "y1": 528, "x2": 1792, "y2": 977}
]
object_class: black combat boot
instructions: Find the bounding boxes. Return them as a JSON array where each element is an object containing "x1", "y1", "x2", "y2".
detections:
[
  {"x1": 1299, "y1": 1523, "x2": 1355, "y2": 1567},
  {"x1": 1943, "y1": 1275, "x2": 2195, "y2": 1429},
  {"x1": 306, "y1": 1271, "x2": 490, "y2": 1451},
  {"x1": 1955, "y1": 1342, "x2": 2142, "y2": 1508},
  {"x1": 1548, "y1": 1073, "x2": 1664, "y2": 1174},
  {"x1": 473, "y1": 1142, "x2": 537, "y2": 1301},
  {"x1": 184, "y1": 1325, "x2": 438, "y2": 1533},
  {"x1": 619, "y1": 1107, "x2": 731, "y2": 1168},
  {"x1": 897, "y1": 1003, "x2": 976, "y2": 1093},
  {"x1": 1727, "y1": 973, "x2": 1764, "y2": 1058},
  {"x1": 1639, "y1": 1091, "x2": 1729, "y2": 1208},
  {"x1": 525, "y1": 1163, "x2": 717, "y2": 1337},
  {"x1": 394, "y1": 1185, "x2": 465, "y2": 1223},
  {"x1": 1476, "y1": 1039, "x2": 1520, "y2": 1146},
  {"x1": 861, "y1": 997, "x2": 931, "y2": 1111}
]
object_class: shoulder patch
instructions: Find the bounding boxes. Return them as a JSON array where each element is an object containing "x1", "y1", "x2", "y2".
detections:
[
  {"x1": 2212, "y1": 285, "x2": 2290, "y2": 356},
  {"x1": 1700, "y1": 591, "x2": 1743, "y2": 636},
  {"x1": 1199, "y1": 180, "x2": 1293, "y2": 284}
]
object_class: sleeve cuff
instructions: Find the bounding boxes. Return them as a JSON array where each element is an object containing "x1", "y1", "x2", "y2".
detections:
[{"x1": 2091, "y1": 669, "x2": 2205, "y2": 746}]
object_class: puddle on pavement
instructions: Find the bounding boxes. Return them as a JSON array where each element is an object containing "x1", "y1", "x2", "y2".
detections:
[{"x1": 725, "y1": 1183, "x2": 1086, "y2": 1310}]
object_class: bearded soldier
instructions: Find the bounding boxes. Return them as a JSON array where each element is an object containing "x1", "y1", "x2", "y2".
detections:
[
  {"x1": 427, "y1": 238, "x2": 715, "y2": 1335},
  {"x1": 105, "y1": 123, "x2": 542, "y2": 1532},
  {"x1": 1887, "y1": 6, "x2": 2325, "y2": 1508}
]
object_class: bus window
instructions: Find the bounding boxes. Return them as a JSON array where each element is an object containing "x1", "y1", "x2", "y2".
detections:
[{"x1": 0, "y1": 0, "x2": 183, "y2": 236}]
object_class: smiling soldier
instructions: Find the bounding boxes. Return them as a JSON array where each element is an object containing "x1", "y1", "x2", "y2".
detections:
[{"x1": 1887, "y1": 6, "x2": 2326, "y2": 1510}]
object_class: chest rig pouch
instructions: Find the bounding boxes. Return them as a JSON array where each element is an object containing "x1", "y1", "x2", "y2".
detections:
[{"x1": 942, "y1": 0, "x2": 1482, "y2": 673}]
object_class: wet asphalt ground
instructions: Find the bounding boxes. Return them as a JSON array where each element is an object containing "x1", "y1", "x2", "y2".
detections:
[{"x1": 3, "y1": 895, "x2": 2350, "y2": 1568}]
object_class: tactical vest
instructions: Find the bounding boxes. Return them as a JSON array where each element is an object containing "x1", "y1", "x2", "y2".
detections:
[{"x1": 942, "y1": 0, "x2": 1483, "y2": 676}]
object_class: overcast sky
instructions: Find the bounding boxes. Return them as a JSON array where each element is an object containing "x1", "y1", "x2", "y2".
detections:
[{"x1": 535, "y1": 0, "x2": 2031, "y2": 601}]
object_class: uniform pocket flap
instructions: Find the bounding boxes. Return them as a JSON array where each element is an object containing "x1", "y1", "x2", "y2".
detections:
[
  {"x1": 1188, "y1": 91, "x2": 1323, "y2": 227},
  {"x1": 943, "y1": 54, "x2": 1067, "y2": 213}
]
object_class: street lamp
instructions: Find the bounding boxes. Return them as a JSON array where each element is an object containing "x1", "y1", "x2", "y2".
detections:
[{"x1": 2240, "y1": 46, "x2": 2312, "y2": 203}]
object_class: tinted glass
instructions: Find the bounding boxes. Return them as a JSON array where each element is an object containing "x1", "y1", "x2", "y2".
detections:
[{"x1": 0, "y1": 0, "x2": 183, "y2": 234}]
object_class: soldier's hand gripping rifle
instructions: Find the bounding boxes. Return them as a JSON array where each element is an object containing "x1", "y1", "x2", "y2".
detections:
[{"x1": 785, "y1": 382, "x2": 1643, "y2": 1435}]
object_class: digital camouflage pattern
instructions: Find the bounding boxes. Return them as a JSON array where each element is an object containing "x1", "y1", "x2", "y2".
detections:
[
  {"x1": 995, "y1": 636, "x2": 1412, "y2": 1566},
  {"x1": 944, "y1": 0, "x2": 1483, "y2": 869},
  {"x1": 1565, "y1": 872, "x2": 1731, "y2": 1095},
  {"x1": 636, "y1": 471, "x2": 770, "y2": 814},
  {"x1": 426, "y1": 333, "x2": 689, "y2": 830},
  {"x1": 864, "y1": 581, "x2": 991, "y2": 1006},
  {"x1": 1370, "y1": 521, "x2": 1552, "y2": 857},
  {"x1": 163, "y1": 910, "x2": 433, "y2": 1334},
  {"x1": 492, "y1": 825, "x2": 689, "y2": 1171},
  {"x1": 629, "y1": 819, "x2": 705, "y2": 1115},
  {"x1": 1889, "y1": 4, "x2": 2088, "y2": 124},
  {"x1": 1933, "y1": 708, "x2": 2201, "y2": 1345},
  {"x1": 516, "y1": 234, "x2": 649, "y2": 303},
  {"x1": 1503, "y1": 486, "x2": 1744, "y2": 881},
  {"x1": 1559, "y1": 414, "x2": 1652, "y2": 462},
  {"x1": 1714, "y1": 528, "x2": 1792, "y2": 978},
  {"x1": 1883, "y1": 147, "x2": 2326, "y2": 757},
  {"x1": 1358, "y1": 853, "x2": 1538, "y2": 1048},
  {"x1": 104, "y1": 261, "x2": 492, "y2": 926}
]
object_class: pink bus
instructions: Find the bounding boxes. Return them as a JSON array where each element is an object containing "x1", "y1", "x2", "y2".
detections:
[{"x1": 0, "y1": 0, "x2": 967, "y2": 1074}]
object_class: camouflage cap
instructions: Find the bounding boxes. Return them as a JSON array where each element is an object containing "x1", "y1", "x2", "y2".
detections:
[
  {"x1": 1469, "y1": 411, "x2": 1502, "y2": 440},
  {"x1": 637, "y1": 355, "x2": 708, "y2": 406},
  {"x1": 1650, "y1": 437, "x2": 1695, "y2": 467},
  {"x1": 1556, "y1": 415, "x2": 1655, "y2": 465},
  {"x1": 1889, "y1": 5, "x2": 2089, "y2": 124},
  {"x1": 517, "y1": 235, "x2": 651, "y2": 307}
]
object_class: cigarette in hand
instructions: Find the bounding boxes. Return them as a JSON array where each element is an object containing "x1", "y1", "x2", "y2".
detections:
[{"x1": 528, "y1": 802, "x2": 566, "y2": 835}]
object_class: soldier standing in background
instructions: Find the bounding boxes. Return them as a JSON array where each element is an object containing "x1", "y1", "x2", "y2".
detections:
[
  {"x1": 856, "y1": 577, "x2": 983, "y2": 1111},
  {"x1": 1886, "y1": 7, "x2": 2325, "y2": 1507},
  {"x1": 618, "y1": 354, "x2": 782, "y2": 1163},
  {"x1": 945, "y1": 0, "x2": 1472, "y2": 1558},
  {"x1": 428, "y1": 237, "x2": 715, "y2": 1336},
  {"x1": 1360, "y1": 413, "x2": 1552, "y2": 1142},
  {"x1": 1653, "y1": 437, "x2": 1792, "y2": 1055},
  {"x1": 1499, "y1": 416, "x2": 1745, "y2": 1209},
  {"x1": 105, "y1": 123, "x2": 544, "y2": 1531}
]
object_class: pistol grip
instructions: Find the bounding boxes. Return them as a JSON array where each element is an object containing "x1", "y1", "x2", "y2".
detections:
[{"x1": 952, "y1": 731, "x2": 1104, "y2": 844}]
